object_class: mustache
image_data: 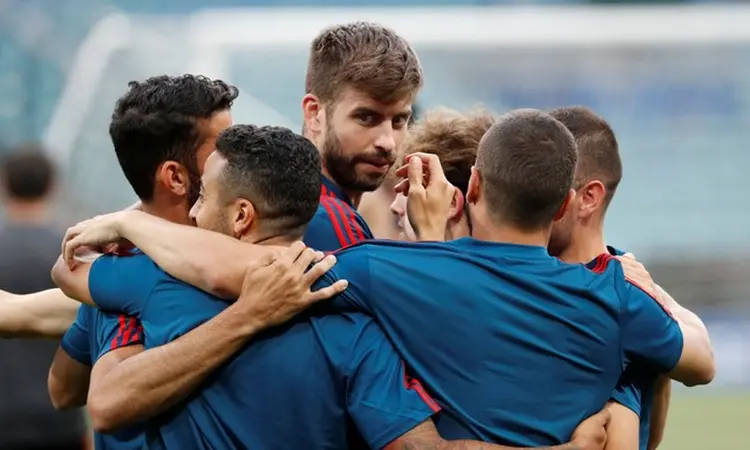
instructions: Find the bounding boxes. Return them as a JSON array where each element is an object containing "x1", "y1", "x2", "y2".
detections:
[{"x1": 353, "y1": 151, "x2": 396, "y2": 165}]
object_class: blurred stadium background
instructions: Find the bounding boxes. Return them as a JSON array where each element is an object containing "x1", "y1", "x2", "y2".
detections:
[{"x1": 0, "y1": 0, "x2": 747, "y2": 449}]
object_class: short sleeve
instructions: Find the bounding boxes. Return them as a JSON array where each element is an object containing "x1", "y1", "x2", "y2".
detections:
[
  {"x1": 609, "y1": 367, "x2": 644, "y2": 416},
  {"x1": 93, "y1": 311, "x2": 143, "y2": 362},
  {"x1": 620, "y1": 280, "x2": 684, "y2": 373},
  {"x1": 312, "y1": 245, "x2": 373, "y2": 314},
  {"x1": 88, "y1": 252, "x2": 158, "y2": 314},
  {"x1": 343, "y1": 318, "x2": 439, "y2": 449},
  {"x1": 60, "y1": 305, "x2": 91, "y2": 365},
  {"x1": 141, "y1": 277, "x2": 227, "y2": 346}
]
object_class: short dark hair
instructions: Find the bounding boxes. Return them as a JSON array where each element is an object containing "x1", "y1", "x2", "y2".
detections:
[
  {"x1": 547, "y1": 106, "x2": 622, "y2": 211},
  {"x1": 475, "y1": 109, "x2": 577, "y2": 230},
  {"x1": 306, "y1": 22, "x2": 423, "y2": 104},
  {"x1": 215, "y1": 125, "x2": 322, "y2": 238},
  {"x1": 109, "y1": 75, "x2": 238, "y2": 201},
  {"x1": 0, "y1": 145, "x2": 56, "y2": 200},
  {"x1": 403, "y1": 107, "x2": 495, "y2": 195}
]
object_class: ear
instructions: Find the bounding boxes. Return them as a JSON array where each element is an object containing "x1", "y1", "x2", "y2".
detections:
[
  {"x1": 448, "y1": 189, "x2": 466, "y2": 222},
  {"x1": 576, "y1": 180, "x2": 607, "y2": 218},
  {"x1": 231, "y1": 198, "x2": 256, "y2": 239},
  {"x1": 156, "y1": 161, "x2": 189, "y2": 197},
  {"x1": 301, "y1": 94, "x2": 323, "y2": 135},
  {"x1": 466, "y1": 167, "x2": 481, "y2": 205},
  {"x1": 554, "y1": 189, "x2": 576, "y2": 222}
]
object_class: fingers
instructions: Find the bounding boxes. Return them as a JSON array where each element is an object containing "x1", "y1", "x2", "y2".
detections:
[
  {"x1": 597, "y1": 408, "x2": 611, "y2": 426},
  {"x1": 277, "y1": 241, "x2": 307, "y2": 266},
  {"x1": 308, "y1": 279, "x2": 349, "y2": 302},
  {"x1": 293, "y1": 247, "x2": 324, "y2": 272},
  {"x1": 406, "y1": 157, "x2": 426, "y2": 198},
  {"x1": 393, "y1": 178, "x2": 409, "y2": 195},
  {"x1": 302, "y1": 254, "x2": 338, "y2": 287}
]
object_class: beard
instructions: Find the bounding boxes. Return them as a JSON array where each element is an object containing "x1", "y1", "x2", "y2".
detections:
[{"x1": 321, "y1": 125, "x2": 395, "y2": 193}]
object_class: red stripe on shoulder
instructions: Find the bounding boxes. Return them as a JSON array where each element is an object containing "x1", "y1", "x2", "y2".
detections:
[
  {"x1": 402, "y1": 361, "x2": 441, "y2": 413},
  {"x1": 589, "y1": 253, "x2": 615, "y2": 274},
  {"x1": 320, "y1": 196, "x2": 351, "y2": 247},
  {"x1": 625, "y1": 278, "x2": 675, "y2": 319},
  {"x1": 340, "y1": 202, "x2": 366, "y2": 243},
  {"x1": 327, "y1": 197, "x2": 358, "y2": 244}
]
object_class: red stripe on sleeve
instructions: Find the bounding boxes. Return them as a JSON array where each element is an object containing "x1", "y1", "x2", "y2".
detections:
[
  {"x1": 320, "y1": 196, "x2": 352, "y2": 247},
  {"x1": 111, "y1": 315, "x2": 127, "y2": 350},
  {"x1": 401, "y1": 361, "x2": 441, "y2": 413}
]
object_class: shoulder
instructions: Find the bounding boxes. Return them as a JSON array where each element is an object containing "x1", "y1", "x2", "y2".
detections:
[{"x1": 306, "y1": 198, "x2": 372, "y2": 249}]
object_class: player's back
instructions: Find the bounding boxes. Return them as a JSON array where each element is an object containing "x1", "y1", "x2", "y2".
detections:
[
  {"x1": 142, "y1": 272, "x2": 434, "y2": 450},
  {"x1": 324, "y1": 238, "x2": 630, "y2": 446}
]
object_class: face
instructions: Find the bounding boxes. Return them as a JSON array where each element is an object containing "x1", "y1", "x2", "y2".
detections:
[
  {"x1": 389, "y1": 193, "x2": 418, "y2": 241},
  {"x1": 187, "y1": 110, "x2": 233, "y2": 208},
  {"x1": 189, "y1": 151, "x2": 234, "y2": 236},
  {"x1": 547, "y1": 203, "x2": 577, "y2": 257},
  {"x1": 316, "y1": 87, "x2": 412, "y2": 192}
]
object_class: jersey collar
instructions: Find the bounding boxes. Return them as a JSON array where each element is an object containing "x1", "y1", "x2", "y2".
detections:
[{"x1": 320, "y1": 175, "x2": 354, "y2": 207}]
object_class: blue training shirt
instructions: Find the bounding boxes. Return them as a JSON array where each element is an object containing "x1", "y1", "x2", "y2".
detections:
[
  {"x1": 60, "y1": 305, "x2": 144, "y2": 449},
  {"x1": 596, "y1": 246, "x2": 660, "y2": 450},
  {"x1": 88, "y1": 252, "x2": 438, "y2": 450},
  {"x1": 303, "y1": 176, "x2": 373, "y2": 251},
  {"x1": 314, "y1": 238, "x2": 684, "y2": 447}
]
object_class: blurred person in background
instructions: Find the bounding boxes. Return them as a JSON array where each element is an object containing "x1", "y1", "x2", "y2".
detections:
[{"x1": 0, "y1": 146, "x2": 88, "y2": 450}]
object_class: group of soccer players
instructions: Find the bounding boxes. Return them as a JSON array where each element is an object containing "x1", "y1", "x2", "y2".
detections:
[{"x1": 0, "y1": 21, "x2": 715, "y2": 450}]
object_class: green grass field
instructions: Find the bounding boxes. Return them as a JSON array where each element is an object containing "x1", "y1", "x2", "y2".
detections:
[{"x1": 659, "y1": 393, "x2": 749, "y2": 450}]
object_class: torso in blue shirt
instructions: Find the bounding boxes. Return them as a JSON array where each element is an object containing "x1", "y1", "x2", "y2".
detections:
[
  {"x1": 61, "y1": 305, "x2": 144, "y2": 449},
  {"x1": 595, "y1": 246, "x2": 658, "y2": 450},
  {"x1": 315, "y1": 238, "x2": 684, "y2": 447},
  {"x1": 303, "y1": 176, "x2": 373, "y2": 251},
  {"x1": 88, "y1": 252, "x2": 437, "y2": 450}
]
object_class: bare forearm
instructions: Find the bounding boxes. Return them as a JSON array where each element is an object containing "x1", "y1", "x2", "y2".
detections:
[
  {"x1": 389, "y1": 440, "x2": 579, "y2": 450},
  {"x1": 88, "y1": 303, "x2": 260, "y2": 427},
  {"x1": 647, "y1": 376, "x2": 671, "y2": 450},
  {"x1": 1, "y1": 290, "x2": 79, "y2": 338},
  {"x1": 118, "y1": 211, "x2": 265, "y2": 298},
  {"x1": 48, "y1": 347, "x2": 91, "y2": 409}
]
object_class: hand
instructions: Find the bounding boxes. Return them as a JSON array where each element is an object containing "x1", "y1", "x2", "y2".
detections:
[
  {"x1": 570, "y1": 408, "x2": 610, "y2": 450},
  {"x1": 615, "y1": 253, "x2": 658, "y2": 298},
  {"x1": 393, "y1": 153, "x2": 456, "y2": 241},
  {"x1": 62, "y1": 211, "x2": 133, "y2": 269},
  {"x1": 236, "y1": 241, "x2": 349, "y2": 331}
]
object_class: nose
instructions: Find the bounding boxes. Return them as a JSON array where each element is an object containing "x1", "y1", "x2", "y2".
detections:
[
  {"x1": 389, "y1": 197, "x2": 402, "y2": 217},
  {"x1": 188, "y1": 202, "x2": 198, "y2": 221},
  {"x1": 374, "y1": 123, "x2": 397, "y2": 154}
]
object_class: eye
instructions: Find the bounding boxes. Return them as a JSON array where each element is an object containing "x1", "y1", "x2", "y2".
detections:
[
  {"x1": 393, "y1": 115, "x2": 409, "y2": 129},
  {"x1": 355, "y1": 112, "x2": 376, "y2": 125}
]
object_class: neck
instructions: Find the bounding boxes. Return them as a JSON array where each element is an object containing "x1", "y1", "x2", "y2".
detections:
[
  {"x1": 241, "y1": 233, "x2": 299, "y2": 247},
  {"x1": 557, "y1": 223, "x2": 607, "y2": 264},
  {"x1": 141, "y1": 200, "x2": 192, "y2": 225},
  {"x1": 3, "y1": 199, "x2": 49, "y2": 225},
  {"x1": 469, "y1": 208, "x2": 549, "y2": 248},
  {"x1": 320, "y1": 166, "x2": 363, "y2": 207},
  {"x1": 445, "y1": 216, "x2": 471, "y2": 241}
]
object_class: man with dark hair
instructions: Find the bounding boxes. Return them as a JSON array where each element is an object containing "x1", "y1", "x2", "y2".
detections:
[
  {"x1": 546, "y1": 106, "x2": 713, "y2": 450},
  {"x1": 0, "y1": 147, "x2": 88, "y2": 450},
  {"x1": 301, "y1": 21, "x2": 423, "y2": 250},
  {"x1": 52, "y1": 124, "x2": 605, "y2": 450}
]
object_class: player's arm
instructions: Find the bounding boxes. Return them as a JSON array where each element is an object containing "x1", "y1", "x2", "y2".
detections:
[
  {"x1": 654, "y1": 285, "x2": 714, "y2": 386},
  {"x1": 600, "y1": 402, "x2": 638, "y2": 450},
  {"x1": 51, "y1": 256, "x2": 95, "y2": 306},
  {"x1": 48, "y1": 306, "x2": 92, "y2": 409},
  {"x1": 385, "y1": 418, "x2": 608, "y2": 450},
  {"x1": 646, "y1": 376, "x2": 671, "y2": 450},
  {"x1": 617, "y1": 256, "x2": 715, "y2": 387},
  {"x1": 61, "y1": 210, "x2": 277, "y2": 299},
  {"x1": 0, "y1": 289, "x2": 80, "y2": 338},
  {"x1": 87, "y1": 244, "x2": 345, "y2": 432}
]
